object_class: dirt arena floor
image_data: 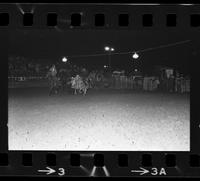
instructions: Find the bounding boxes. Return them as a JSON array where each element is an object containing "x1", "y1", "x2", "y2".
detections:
[{"x1": 8, "y1": 87, "x2": 190, "y2": 151}]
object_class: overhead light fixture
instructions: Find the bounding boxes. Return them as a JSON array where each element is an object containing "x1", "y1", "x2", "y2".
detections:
[
  {"x1": 132, "y1": 52, "x2": 139, "y2": 59},
  {"x1": 62, "y1": 57, "x2": 67, "y2": 62},
  {"x1": 104, "y1": 46, "x2": 110, "y2": 51}
]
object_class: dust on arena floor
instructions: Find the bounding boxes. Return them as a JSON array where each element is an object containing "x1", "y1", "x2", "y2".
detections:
[{"x1": 8, "y1": 87, "x2": 190, "y2": 151}]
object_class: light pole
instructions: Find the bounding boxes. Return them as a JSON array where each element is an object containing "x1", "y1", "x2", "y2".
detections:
[
  {"x1": 132, "y1": 52, "x2": 139, "y2": 74},
  {"x1": 104, "y1": 46, "x2": 114, "y2": 69}
]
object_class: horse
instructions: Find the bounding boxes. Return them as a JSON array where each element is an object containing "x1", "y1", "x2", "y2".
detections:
[
  {"x1": 46, "y1": 71, "x2": 60, "y2": 96},
  {"x1": 87, "y1": 70, "x2": 104, "y2": 88},
  {"x1": 69, "y1": 75, "x2": 90, "y2": 96},
  {"x1": 58, "y1": 69, "x2": 68, "y2": 91}
]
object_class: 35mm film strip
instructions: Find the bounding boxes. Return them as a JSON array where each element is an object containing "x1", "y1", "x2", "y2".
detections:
[{"x1": 0, "y1": 3, "x2": 200, "y2": 177}]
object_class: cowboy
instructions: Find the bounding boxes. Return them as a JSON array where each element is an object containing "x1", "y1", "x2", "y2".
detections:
[
  {"x1": 49, "y1": 64, "x2": 57, "y2": 77},
  {"x1": 58, "y1": 68, "x2": 67, "y2": 90},
  {"x1": 47, "y1": 64, "x2": 59, "y2": 96}
]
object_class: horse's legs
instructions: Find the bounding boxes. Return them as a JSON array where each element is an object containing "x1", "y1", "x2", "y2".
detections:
[
  {"x1": 52, "y1": 87, "x2": 56, "y2": 95},
  {"x1": 63, "y1": 83, "x2": 65, "y2": 91},
  {"x1": 55, "y1": 87, "x2": 58, "y2": 94},
  {"x1": 82, "y1": 87, "x2": 86, "y2": 96},
  {"x1": 49, "y1": 87, "x2": 53, "y2": 96},
  {"x1": 61, "y1": 80, "x2": 65, "y2": 91}
]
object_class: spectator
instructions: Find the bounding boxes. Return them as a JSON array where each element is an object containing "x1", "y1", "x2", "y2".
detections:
[{"x1": 168, "y1": 74, "x2": 175, "y2": 92}]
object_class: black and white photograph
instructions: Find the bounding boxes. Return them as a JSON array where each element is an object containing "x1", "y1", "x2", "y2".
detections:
[{"x1": 8, "y1": 28, "x2": 191, "y2": 151}]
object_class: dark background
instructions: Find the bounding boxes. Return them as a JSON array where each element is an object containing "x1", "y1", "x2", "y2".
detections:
[{"x1": 9, "y1": 28, "x2": 195, "y2": 74}]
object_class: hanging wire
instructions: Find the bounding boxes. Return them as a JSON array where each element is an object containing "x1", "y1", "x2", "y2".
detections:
[
  {"x1": 137, "y1": 39, "x2": 191, "y2": 53},
  {"x1": 65, "y1": 39, "x2": 192, "y2": 59}
]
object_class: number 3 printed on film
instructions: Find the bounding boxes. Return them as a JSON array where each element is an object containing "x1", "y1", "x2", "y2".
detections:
[{"x1": 58, "y1": 168, "x2": 66, "y2": 176}]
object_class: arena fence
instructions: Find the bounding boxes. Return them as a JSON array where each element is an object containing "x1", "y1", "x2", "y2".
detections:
[
  {"x1": 8, "y1": 76, "x2": 48, "y2": 88},
  {"x1": 8, "y1": 76, "x2": 190, "y2": 93}
]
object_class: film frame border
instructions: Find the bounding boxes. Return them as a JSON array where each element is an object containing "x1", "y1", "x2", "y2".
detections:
[{"x1": 0, "y1": 3, "x2": 200, "y2": 177}]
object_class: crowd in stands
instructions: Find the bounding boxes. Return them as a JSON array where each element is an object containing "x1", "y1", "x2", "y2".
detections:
[
  {"x1": 8, "y1": 56, "x2": 49, "y2": 77},
  {"x1": 8, "y1": 56, "x2": 88, "y2": 78}
]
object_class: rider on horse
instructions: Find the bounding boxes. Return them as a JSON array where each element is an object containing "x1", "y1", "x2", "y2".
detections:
[{"x1": 46, "y1": 64, "x2": 59, "y2": 96}]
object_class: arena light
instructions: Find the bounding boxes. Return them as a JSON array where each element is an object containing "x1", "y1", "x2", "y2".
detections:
[
  {"x1": 132, "y1": 52, "x2": 139, "y2": 59},
  {"x1": 62, "y1": 57, "x2": 67, "y2": 62},
  {"x1": 104, "y1": 46, "x2": 110, "y2": 51},
  {"x1": 111, "y1": 48, "x2": 115, "y2": 51}
]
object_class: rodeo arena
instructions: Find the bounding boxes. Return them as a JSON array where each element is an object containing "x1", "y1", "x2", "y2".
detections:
[
  {"x1": 8, "y1": 56, "x2": 190, "y2": 94},
  {"x1": 8, "y1": 52, "x2": 190, "y2": 151}
]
